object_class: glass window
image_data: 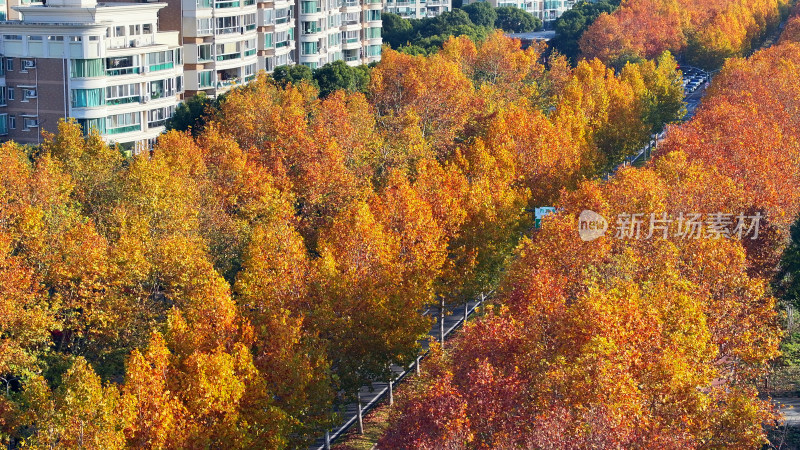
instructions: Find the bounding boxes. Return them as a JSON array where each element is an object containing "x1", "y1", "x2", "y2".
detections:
[
  {"x1": 301, "y1": 41, "x2": 318, "y2": 55},
  {"x1": 70, "y1": 59, "x2": 104, "y2": 78},
  {"x1": 78, "y1": 118, "x2": 106, "y2": 135}
]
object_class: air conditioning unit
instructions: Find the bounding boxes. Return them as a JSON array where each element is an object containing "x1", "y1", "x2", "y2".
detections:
[
  {"x1": 24, "y1": 89, "x2": 36, "y2": 98},
  {"x1": 143, "y1": 94, "x2": 151, "y2": 103},
  {"x1": 143, "y1": 66, "x2": 150, "y2": 73},
  {"x1": 22, "y1": 60, "x2": 35, "y2": 69}
]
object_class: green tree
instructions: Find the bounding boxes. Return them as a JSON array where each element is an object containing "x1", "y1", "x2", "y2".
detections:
[
  {"x1": 776, "y1": 213, "x2": 800, "y2": 310},
  {"x1": 382, "y1": 12, "x2": 414, "y2": 48},
  {"x1": 166, "y1": 92, "x2": 218, "y2": 136},
  {"x1": 461, "y1": 1, "x2": 498, "y2": 28},
  {"x1": 494, "y1": 6, "x2": 541, "y2": 33},
  {"x1": 313, "y1": 60, "x2": 371, "y2": 97},
  {"x1": 271, "y1": 64, "x2": 317, "y2": 88},
  {"x1": 550, "y1": 0, "x2": 618, "y2": 62}
]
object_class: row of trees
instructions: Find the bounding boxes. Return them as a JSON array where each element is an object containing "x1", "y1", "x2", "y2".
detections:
[
  {"x1": 0, "y1": 32, "x2": 685, "y2": 448},
  {"x1": 579, "y1": 0, "x2": 790, "y2": 69},
  {"x1": 380, "y1": 19, "x2": 800, "y2": 449},
  {"x1": 382, "y1": 5, "x2": 541, "y2": 54}
]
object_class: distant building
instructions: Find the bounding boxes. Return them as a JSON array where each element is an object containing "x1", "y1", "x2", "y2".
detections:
[
  {"x1": 384, "y1": 0, "x2": 449, "y2": 19},
  {"x1": 460, "y1": 0, "x2": 573, "y2": 24},
  {"x1": 506, "y1": 30, "x2": 555, "y2": 47},
  {"x1": 297, "y1": 0, "x2": 383, "y2": 69},
  {"x1": 0, "y1": 0, "x2": 184, "y2": 152},
  {"x1": 153, "y1": 0, "x2": 293, "y2": 98}
]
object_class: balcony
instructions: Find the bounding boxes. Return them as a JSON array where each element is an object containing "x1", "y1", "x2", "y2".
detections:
[
  {"x1": 106, "y1": 124, "x2": 141, "y2": 135},
  {"x1": 215, "y1": 0, "x2": 240, "y2": 7},
  {"x1": 217, "y1": 52, "x2": 241, "y2": 61},
  {"x1": 107, "y1": 96, "x2": 141, "y2": 105},
  {"x1": 148, "y1": 118, "x2": 168, "y2": 128},
  {"x1": 106, "y1": 67, "x2": 141, "y2": 76},
  {"x1": 148, "y1": 62, "x2": 175, "y2": 72}
]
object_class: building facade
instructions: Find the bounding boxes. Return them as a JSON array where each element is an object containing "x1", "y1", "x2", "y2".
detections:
[
  {"x1": 0, "y1": 0, "x2": 184, "y2": 152},
  {"x1": 156, "y1": 0, "x2": 290, "y2": 97},
  {"x1": 297, "y1": 0, "x2": 382, "y2": 68},
  {"x1": 383, "y1": 0, "x2": 448, "y2": 19},
  {"x1": 460, "y1": 0, "x2": 572, "y2": 24}
]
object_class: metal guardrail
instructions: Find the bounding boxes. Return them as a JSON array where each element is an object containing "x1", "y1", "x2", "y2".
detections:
[{"x1": 312, "y1": 292, "x2": 492, "y2": 450}]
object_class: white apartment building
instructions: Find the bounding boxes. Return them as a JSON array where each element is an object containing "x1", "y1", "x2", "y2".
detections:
[
  {"x1": 0, "y1": 0, "x2": 184, "y2": 153},
  {"x1": 460, "y1": 0, "x2": 572, "y2": 23},
  {"x1": 297, "y1": 0, "x2": 382, "y2": 69},
  {"x1": 157, "y1": 0, "x2": 296, "y2": 97},
  {"x1": 383, "y1": 0, "x2": 448, "y2": 19}
]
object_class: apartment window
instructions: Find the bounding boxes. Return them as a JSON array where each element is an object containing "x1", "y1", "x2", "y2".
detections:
[
  {"x1": 47, "y1": 36, "x2": 64, "y2": 41},
  {"x1": 71, "y1": 59, "x2": 104, "y2": 78},
  {"x1": 143, "y1": 24, "x2": 153, "y2": 34},
  {"x1": 328, "y1": 32, "x2": 341, "y2": 46},
  {"x1": 215, "y1": 42, "x2": 241, "y2": 61},
  {"x1": 366, "y1": 27, "x2": 380, "y2": 39},
  {"x1": 149, "y1": 78, "x2": 175, "y2": 99},
  {"x1": 244, "y1": 38, "x2": 256, "y2": 57},
  {"x1": 147, "y1": 106, "x2": 175, "y2": 128},
  {"x1": 8, "y1": 115, "x2": 15, "y2": 129},
  {"x1": 198, "y1": 70, "x2": 214, "y2": 88},
  {"x1": 129, "y1": 25, "x2": 140, "y2": 36},
  {"x1": 3, "y1": 35, "x2": 21, "y2": 41},
  {"x1": 301, "y1": 41, "x2": 318, "y2": 55},
  {"x1": 106, "y1": 83, "x2": 139, "y2": 104},
  {"x1": 69, "y1": 36, "x2": 82, "y2": 42},
  {"x1": 301, "y1": 0, "x2": 320, "y2": 13},
  {"x1": 21, "y1": 87, "x2": 36, "y2": 100},
  {"x1": 215, "y1": 16, "x2": 240, "y2": 35},
  {"x1": 0, "y1": 114, "x2": 7, "y2": 135},
  {"x1": 243, "y1": 63, "x2": 256, "y2": 81},
  {"x1": 243, "y1": 13, "x2": 256, "y2": 31},
  {"x1": 367, "y1": 44, "x2": 381, "y2": 57},
  {"x1": 343, "y1": 30, "x2": 359, "y2": 43},
  {"x1": 264, "y1": 33, "x2": 273, "y2": 49},
  {"x1": 89, "y1": 36, "x2": 100, "y2": 41},
  {"x1": 22, "y1": 116, "x2": 39, "y2": 130},
  {"x1": 274, "y1": 30, "x2": 290, "y2": 48},
  {"x1": 262, "y1": 9, "x2": 274, "y2": 25},
  {"x1": 29, "y1": 36, "x2": 43, "y2": 41},
  {"x1": 367, "y1": 10, "x2": 381, "y2": 21},
  {"x1": 328, "y1": 13, "x2": 341, "y2": 27},
  {"x1": 197, "y1": 44, "x2": 213, "y2": 62},
  {"x1": 302, "y1": 21, "x2": 320, "y2": 35},
  {"x1": 275, "y1": 7, "x2": 291, "y2": 24},
  {"x1": 106, "y1": 112, "x2": 141, "y2": 134},
  {"x1": 7, "y1": 88, "x2": 13, "y2": 101},
  {"x1": 114, "y1": 26, "x2": 125, "y2": 37},
  {"x1": 5, "y1": 58, "x2": 12, "y2": 72},
  {"x1": 146, "y1": 50, "x2": 175, "y2": 71},
  {"x1": 197, "y1": 18, "x2": 213, "y2": 35},
  {"x1": 72, "y1": 88, "x2": 105, "y2": 107},
  {"x1": 78, "y1": 118, "x2": 106, "y2": 135},
  {"x1": 197, "y1": 0, "x2": 212, "y2": 7}
]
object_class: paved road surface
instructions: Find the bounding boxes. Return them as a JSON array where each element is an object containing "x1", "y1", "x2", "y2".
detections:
[{"x1": 775, "y1": 398, "x2": 800, "y2": 425}]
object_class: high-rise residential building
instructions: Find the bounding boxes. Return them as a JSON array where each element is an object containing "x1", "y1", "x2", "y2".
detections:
[
  {"x1": 297, "y1": 0, "x2": 382, "y2": 68},
  {"x1": 459, "y1": 0, "x2": 572, "y2": 24},
  {"x1": 383, "y1": 0, "x2": 448, "y2": 19},
  {"x1": 0, "y1": 0, "x2": 184, "y2": 152},
  {"x1": 156, "y1": 0, "x2": 289, "y2": 97}
]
